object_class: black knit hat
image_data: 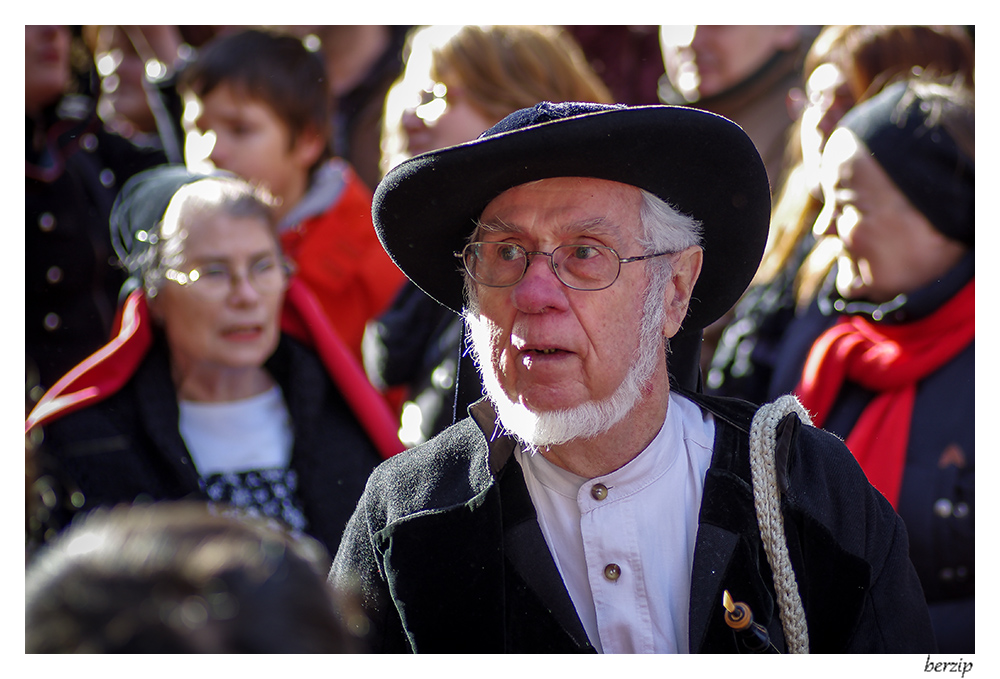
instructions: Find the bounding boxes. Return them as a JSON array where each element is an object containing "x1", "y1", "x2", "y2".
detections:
[
  {"x1": 372, "y1": 101, "x2": 771, "y2": 335},
  {"x1": 839, "y1": 79, "x2": 974, "y2": 247}
]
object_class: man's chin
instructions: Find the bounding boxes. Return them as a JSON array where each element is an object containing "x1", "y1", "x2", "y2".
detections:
[
  {"x1": 510, "y1": 391, "x2": 584, "y2": 416},
  {"x1": 475, "y1": 349, "x2": 653, "y2": 449},
  {"x1": 488, "y1": 383, "x2": 639, "y2": 449},
  {"x1": 489, "y1": 394, "x2": 589, "y2": 448}
]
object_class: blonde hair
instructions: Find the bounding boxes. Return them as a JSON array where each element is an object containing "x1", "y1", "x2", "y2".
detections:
[
  {"x1": 381, "y1": 25, "x2": 613, "y2": 175},
  {"x1": 433, "y1": 25, "x2": 613, "y2": 122},
  {"x1": 805, "y1": 25, "x2": 974, "y2": 104}
]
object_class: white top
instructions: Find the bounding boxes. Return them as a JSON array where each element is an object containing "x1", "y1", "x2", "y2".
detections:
[
  {"x1": 179, "y1": 386, "x2": 293, "y2": 476},
  {"x1": 515, "y1": 391, "x2": 716, "y2": 653}
]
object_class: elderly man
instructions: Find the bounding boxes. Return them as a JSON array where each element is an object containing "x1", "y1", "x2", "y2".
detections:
[{"x1": 330, "y1": 102, "x2": 934, "y2": 653}]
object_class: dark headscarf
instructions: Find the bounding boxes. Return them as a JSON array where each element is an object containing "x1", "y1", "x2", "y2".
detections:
[{"x1": 839, "y1": 78, "x2": 974, "y2": 247}]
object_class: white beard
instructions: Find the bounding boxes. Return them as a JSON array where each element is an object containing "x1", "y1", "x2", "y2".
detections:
[{"x1": 465, "y1": 294, "x2": 665, "y2": 449}]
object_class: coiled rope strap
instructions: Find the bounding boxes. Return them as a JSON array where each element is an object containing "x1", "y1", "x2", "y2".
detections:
[{"x1": 748, "y1": 394, "x2": 813, "y2": 654}]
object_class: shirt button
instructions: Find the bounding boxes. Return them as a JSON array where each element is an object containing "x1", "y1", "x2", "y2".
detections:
[
  {"x1": 81, "y1": 133, "x2": 98, "y2": 151},
  {"x1": 43, "y1": 313, "x2": 61, "y2": 331},
  {"x1": 591, "y1": 483, "x2": 608, "y2": 501},
  {"x1": 46, "y1": 266, "x2": 63, "y2": 284},
  {"x1": 603, "y1": 563, "x2": 621, "y2": 581},
  {"x1": 933, "y1": 499, "x2": 953, "y2": 518},
  {"x1": 940, "y1": 567, "x2": 955, "y2": 582},
  {"x1": 953, "y1": 502, "x2": 970, "y2": 518},
  {"x1": 38, "y1": 213, "x2": 56, "y2": 232}
]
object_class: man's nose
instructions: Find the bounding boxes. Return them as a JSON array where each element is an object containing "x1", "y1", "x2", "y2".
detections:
[{"x1": 509, "y1": 254, "x2": 568, "y2": 313}]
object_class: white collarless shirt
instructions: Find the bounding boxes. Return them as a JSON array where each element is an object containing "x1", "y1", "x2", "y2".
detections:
[
  {"x1": 179, "y1": 386, "x2": 293, "y2": 476},
  {"x1": 514, "y1": 391, "x2": 715, "y2": 653}
]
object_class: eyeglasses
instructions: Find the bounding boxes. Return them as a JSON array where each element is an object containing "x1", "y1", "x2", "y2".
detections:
[
  {"x1": 164, "y1": 256, "x2": 290, "y2": 299},
  {"x1": 457, "y1": 241, "x2": 676, "y2": 292}
]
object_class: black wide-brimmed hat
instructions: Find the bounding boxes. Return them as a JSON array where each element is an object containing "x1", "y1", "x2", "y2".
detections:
[{"x1": 373, "y1": 102, "x2": 771, "y2": 334}]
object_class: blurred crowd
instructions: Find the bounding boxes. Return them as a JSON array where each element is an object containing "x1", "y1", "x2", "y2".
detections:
[{"x1": 25, "y1": 25, "x2": 973, "y2": 654}]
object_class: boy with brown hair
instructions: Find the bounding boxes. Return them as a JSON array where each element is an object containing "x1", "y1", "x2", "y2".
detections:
[{"x1": 181, "y1": 28, "x2": 405, "y2": 361}]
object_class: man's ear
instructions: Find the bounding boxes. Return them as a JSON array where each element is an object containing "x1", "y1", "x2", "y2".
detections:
[{"x1": 662, "y1": 245, "x2": 703, "y2": 339}]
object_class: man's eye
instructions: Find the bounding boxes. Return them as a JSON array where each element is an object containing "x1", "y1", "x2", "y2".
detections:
[
  {"x1": 569, "y1": 246, "x2": 601, "y2": 260},
  {"x1": 497, "y1": 244, "x2": 522, "y2": 261}
]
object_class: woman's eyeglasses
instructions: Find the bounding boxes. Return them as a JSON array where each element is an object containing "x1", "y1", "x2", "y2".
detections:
[{"x1": 164, "y1": 256, "x2": 291, "y2": 299}]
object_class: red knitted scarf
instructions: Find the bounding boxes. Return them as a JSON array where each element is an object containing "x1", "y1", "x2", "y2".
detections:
[{"x1": 794, "y1": 280, "x2": 974, "y2": 508}]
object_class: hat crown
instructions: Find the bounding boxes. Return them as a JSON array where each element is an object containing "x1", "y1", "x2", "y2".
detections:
[{"x1": 481, "y1": 101, "x2": 627, "y2": 139}]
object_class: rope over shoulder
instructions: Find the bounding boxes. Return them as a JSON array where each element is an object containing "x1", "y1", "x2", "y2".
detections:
[{"x1": 749, "y1": 394, "x2": 813, "y2": 654}]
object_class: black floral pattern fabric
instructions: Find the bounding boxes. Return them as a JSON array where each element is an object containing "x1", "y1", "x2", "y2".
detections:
[{"x1": 200, "y1": 468, "x2": 308, "y2": 534}]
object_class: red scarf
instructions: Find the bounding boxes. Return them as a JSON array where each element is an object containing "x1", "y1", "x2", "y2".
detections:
[
  {"x1": 794, "y1": 280, "x2": 974, "y2": 508},
  {"x1": 26, "y1": 277, "x2": 405, "y2": 460}
]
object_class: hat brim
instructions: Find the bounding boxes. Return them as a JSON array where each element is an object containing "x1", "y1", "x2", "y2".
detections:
[{"x1": 373, "y1": 105, "x2": 770, "y2": 334}]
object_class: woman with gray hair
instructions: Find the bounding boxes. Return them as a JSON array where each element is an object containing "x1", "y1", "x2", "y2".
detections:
[{"x1": 26, "y1": 166, "x2": 403, "y2": 560}]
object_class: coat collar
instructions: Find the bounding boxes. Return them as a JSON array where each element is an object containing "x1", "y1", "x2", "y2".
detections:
[{"x1": 469, "y1": 398, "x2": 516, "y2": 478}]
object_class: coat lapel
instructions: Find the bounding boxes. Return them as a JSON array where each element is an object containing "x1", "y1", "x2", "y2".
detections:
[
  {"x1": 133, "y1": 341, "x2": 202, "y2": 489},
  {"x1": 376, "y1": 401, "x2": 593, "y2": 652},
  {"x1": 376, "y1": 480, "x2": 508, "y2": 652},
  {"x1": 685, "y1": 390, "x2": 786, "y2": 653},
  {"x1": 688, "y1": 523, "x2": 741, "y2": 652},
  {"x1": 498, "y1": 455, "x2": 594, "y2": 651}
]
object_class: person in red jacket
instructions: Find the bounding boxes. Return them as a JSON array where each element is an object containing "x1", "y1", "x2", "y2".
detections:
[{"x1": 181, "y1": 28, "x2": 405, "y2": 363}]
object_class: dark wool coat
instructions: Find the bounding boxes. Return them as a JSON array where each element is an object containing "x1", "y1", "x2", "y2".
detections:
[
  {"x1": 34, "y1": 333, "x2": 384, "y2": 560},
  {"x1": 26, "y1": 95, "x2": 166, "y2": 390},
  {"x1": 330, "y1": 390, "x2": 936, "y2": 653}
]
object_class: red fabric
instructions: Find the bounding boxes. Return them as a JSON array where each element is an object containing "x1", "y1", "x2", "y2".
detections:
[
  {"x1": 281, "y1": 278, "x2": 405, "y2": 459},
  {"x1": 279, "y1": 166, "x2": 406, "y2": 363},
  {"x1": 26, "y1": 279, "x2": 405, "y2": 460},
  {"x1": 25, "y1": 289, "x2": 152, "y2": 433},
  {"x1": 794, "y1": 280, "x2": 975, "y2": 507}
]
